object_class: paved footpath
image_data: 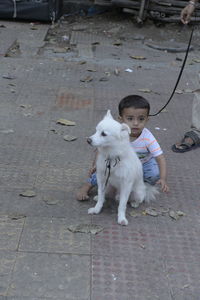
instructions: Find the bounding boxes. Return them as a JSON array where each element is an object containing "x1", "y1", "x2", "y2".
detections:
[{"x1": 0, "y1": 13, "x2": 200, "y2": 300}]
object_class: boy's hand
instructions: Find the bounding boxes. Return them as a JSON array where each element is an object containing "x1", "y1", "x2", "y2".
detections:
[{"x1": 156, "y1": 179, "x2": 169, "y2": 193}]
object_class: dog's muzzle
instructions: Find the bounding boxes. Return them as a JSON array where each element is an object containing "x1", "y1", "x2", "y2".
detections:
[{"x1": 87, "y1": 137, "x2": 92, "y2": 145}]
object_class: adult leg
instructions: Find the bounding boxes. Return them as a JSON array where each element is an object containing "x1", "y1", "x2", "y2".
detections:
[{"x1": 172, "y1": 87, "x2": 200, "y2": 153}]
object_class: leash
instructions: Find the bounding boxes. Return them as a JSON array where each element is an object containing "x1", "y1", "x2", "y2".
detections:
[
  {"x1": 149, "y1": 26, "x2": 194, "y2": 116},
  {"x1": 104, "y1": 157, "x2": 120, "y2": 188}
]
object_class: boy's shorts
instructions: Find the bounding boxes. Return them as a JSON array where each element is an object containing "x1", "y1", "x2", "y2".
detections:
[
  {"x1": 88, "y1": 157, "x2": 160, "y2": 186},
  {"x1": 142, "y1": 157, "x2": 160, "y2": 185}
]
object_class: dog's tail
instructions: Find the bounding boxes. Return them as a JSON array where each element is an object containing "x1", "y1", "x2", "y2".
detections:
[{"x1": 144, "y1": 183, "x2": 159, "y2": 202}]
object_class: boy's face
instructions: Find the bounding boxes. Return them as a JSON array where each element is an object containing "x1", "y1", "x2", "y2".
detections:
[{"x1": 119, "y1": 107, "x2": 149, "y2": 138}]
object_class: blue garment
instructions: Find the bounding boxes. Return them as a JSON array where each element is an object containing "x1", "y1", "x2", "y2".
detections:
[
  {"x1": 142, "y1": 157, "x2": 160, "y2": 185},
  {"x1": 88, "y1": 172, "x2": 98, "y2": 186},
  {"x1": 88, "y1": 157, "x2": 160, "y2": 186}
]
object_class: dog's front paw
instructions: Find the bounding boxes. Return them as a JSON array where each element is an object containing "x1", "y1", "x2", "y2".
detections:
[
  {"x1": 88, "y1": 207, "x2": 100, "y2": 214},
  {"x1": 118, "y1": 216, "x2": 128, "y2": 226}
]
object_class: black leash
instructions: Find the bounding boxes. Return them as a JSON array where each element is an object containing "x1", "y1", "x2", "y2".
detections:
[
  {"x1": 104, "y1": 157, "x2": 120, "y2": 188},
  {"x1": 149, "y1": 26, "x2": 194, "y2": 117}
]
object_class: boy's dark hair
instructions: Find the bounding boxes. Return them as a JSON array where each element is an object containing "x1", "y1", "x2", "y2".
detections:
[{"x1": 118, "y1": 95, "x2": 150, "y2": 116}]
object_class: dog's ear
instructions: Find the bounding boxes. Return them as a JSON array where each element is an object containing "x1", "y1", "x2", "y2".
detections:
[
  {"x1": 104, "y1": 110, "x2": 113, "y2": 119},
  {"x1": 121, "y1": 123, "x2": 131, "y2": 135}
]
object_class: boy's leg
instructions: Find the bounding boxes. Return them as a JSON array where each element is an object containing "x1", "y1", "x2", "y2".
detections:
[
  {"x1": 76, "y1": 173, "x2": 97, "y2": 201},
  {"x1": 143, "y1": 158, "x2": 160, "y2": 185}
]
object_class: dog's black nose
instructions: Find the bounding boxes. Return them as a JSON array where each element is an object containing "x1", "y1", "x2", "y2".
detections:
[{"x1": 87, "y1": 138, "x2": 92, "y2": 145}]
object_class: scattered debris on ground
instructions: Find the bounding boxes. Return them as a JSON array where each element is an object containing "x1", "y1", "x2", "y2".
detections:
[
  {"x1": 56, "y1": 118, "x2": 76, "y2": 126},
  {"x1": 19, "y1": 190, "x2": 36, "y2": 197},
  {"x1": 68, "y1": 224, "x2": 104, "y2": 234},
  {"x1": 130, "y1": 207, "x2": 186, "y2": 220}
]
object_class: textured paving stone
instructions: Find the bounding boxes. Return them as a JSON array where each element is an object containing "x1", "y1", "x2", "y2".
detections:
[
  {"x1": 1, "y1": 16, "x2": 200, "y2": 300},
  {"x1": 91, "y1": 220, "x2": 160, "y2": 256},
  {"x1": 91, "y1": 254, "x2": 170, "y2": 300},
  {"x1": 0, "y1": 216, "x2": 24, "y2": 251},
  {"x1": 19, "y1": 216, "x2": 91, "y2": 254},
  {"x1": 0, "y1": 297, "x2": 84, "y2": 300},
  {"x1": 0, "y1": 166, "x2": 38, "y2": 189},
  {"x1": 0, "y1": 251, "x2": 16, "y2": 296},
  {"x1": 7, "y1": 253, "x2": 90, "y2": 299},
  {"x1": 0, "y1": 30, "x2": 16, "y2": 56},
  {"x1": 0, "y1": 189, "x2": 92, "y2": 218}
]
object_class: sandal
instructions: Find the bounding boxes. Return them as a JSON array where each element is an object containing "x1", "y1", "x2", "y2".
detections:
[{"x1": 172, "y1": 130, "x2": 200, "y2": 153}]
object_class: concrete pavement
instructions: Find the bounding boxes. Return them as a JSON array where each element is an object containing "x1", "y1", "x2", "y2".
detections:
[{"x1": 0, "y1": 13, "x2": 200, "y2": 300}]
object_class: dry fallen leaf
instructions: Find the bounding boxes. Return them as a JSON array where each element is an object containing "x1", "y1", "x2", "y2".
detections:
[
  {"x1": 20, "y1": 104, "x2": 32, "y2": 109},
  {"x1": 160, "y1": 208, "x2": 169, "y2": 215},
  {"x1": 99, "y1": 77, "x2": 109, "y2": 82},
  {"x1": 63, "y1": 135, "x2": 77, "y2": 141},
  {"x1": 0, "y1": 129, "x2": 14, "y2": 134},
  {"x1": 169, "y1": 210, "x2": 179, "y2": 220},
  {"x1": 192, "y1": 58, "x2": 200, "y2": 63},
  {"x1": 9, "y1": 214, "x2": 26, "y2": 220},
  {"x1": 104, "y1": 71, "x2": 111, "y2": 76},
  {"x1": 130, "y1": 55, "x2": 146, "y2": 60},
  {"x1": 68, "y1": 224, "x2": 104, "y2": 235},
  {"x1": 87, "y1": 69, "x2": 97, "y2": 72},
  {"x1": 182, "y1": 284, "x2": 190, "y2": 289},
  {"x1": 175, "y1": 89, "x2": 183, "y2": 94},
  {"x1": 56, "y1": 119, "x2": 76, "y2": 126},
  {"x1": 143, "y1": 207, "x2": 159, "y2": 217},
  {"x1": 138, "y1": 88, "x2": 151, "y2": 93},
  {"x1": 50, "y1": 128, "x2": 58, "y2": 134},
  {"x1": 160, "y1": 108, "x2": 168, "y2": 113},
  {"x1": 129, "y1": 211, "x2": 141, "y2": 217},
  {"x1": 19, "y1": 190, "x2": 36, "y2": 197},
  {"x1": 138, "y1": 243, "x2": 146, "y2": 249},
  {"x1": 177, "y1": 210, "x2": 186, "y2": 216},
  {"x1": 168, "y1": 210, "x2": 186, "y2": 220},
  {"x1": 113, "y1": 40, "x2": 122, "y2": 46},
  {"x1": 43, "y1": 197, "x2": 59, "y2": 205},
  {"x1": 80, "y1": 76, "x2": 93, "y2": 83},
  {"x1": 2, "y1": 74, "x2": 16, "y2": 80}
]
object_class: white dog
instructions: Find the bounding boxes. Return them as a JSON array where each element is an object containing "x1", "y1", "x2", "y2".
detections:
[{"x1": 87, "y1": 110, "x2": 159, "y2": 226}]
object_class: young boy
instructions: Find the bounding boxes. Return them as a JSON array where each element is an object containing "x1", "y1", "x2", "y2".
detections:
[{"x1": 76, "y1": 95, "x2": 169, "y2": 200}]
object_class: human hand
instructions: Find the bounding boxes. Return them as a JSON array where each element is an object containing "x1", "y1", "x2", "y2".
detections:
[
  {"x1": 181, "y1": 4, "x2": 195, "y2": 24},
  {"x1": 156, "y1": 179, "x2": 169, "y2": 193}
]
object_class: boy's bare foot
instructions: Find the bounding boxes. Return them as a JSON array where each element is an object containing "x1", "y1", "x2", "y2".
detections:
[{"x1": 76, "y1": 183, "x2": 92, "y2": 201}]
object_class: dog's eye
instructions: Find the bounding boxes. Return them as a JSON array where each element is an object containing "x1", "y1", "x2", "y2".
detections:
[{"x1": 101, "y1": 131, "x2": 107, "y2": 136}]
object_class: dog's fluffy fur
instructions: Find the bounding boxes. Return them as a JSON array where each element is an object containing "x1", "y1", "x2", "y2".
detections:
[{"x1": 87, "y1": 110, "x2": 159, "y2": 225}]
